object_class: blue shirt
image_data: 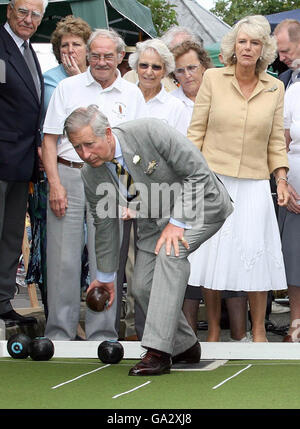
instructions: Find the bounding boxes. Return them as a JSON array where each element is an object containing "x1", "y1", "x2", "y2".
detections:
[{"x1": 43, "y1": 64, "x2": 68, "y2": 112}]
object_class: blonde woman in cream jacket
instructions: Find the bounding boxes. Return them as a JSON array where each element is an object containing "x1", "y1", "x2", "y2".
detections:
[{"x1": 187, "y1": 15, "x2": 289, "y2": 343}]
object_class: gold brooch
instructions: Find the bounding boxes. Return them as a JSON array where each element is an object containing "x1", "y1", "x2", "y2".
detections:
[{"x1": 145, "y1": 160, "x2": 158, "y2": 175}]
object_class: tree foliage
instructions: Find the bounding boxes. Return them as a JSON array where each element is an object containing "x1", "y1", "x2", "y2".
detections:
[
  {"x1": 138, "y1": 0, "x2": 178, "y2": 36},
  {"x1": 211, "y1": 0, "x2": 300, "y2": 26}
]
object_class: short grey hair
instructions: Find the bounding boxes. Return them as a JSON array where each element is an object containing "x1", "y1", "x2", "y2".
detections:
[
  {"x1": 128, "y1": 38, "x2": 175, "y2": 76},
  {"x1": 64, "y1": 105, "x2": 110, "y2": 139},
  {"x1": 10, "y1": 0, "x2": 49, "y2": 13},
  {"x1": 221, "y1": 15, "x2": 277, "y2": 73},
  {"x1": 87, "y1": 28, "x2": 125, "y2": 56},
  {"x1": 160, "y1": 25, "x2": 202, "y2": 49}
]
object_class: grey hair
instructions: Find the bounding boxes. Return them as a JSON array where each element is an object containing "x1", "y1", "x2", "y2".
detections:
[
  {"x1": 64, "y1": 105, "x2": 110, "y2": 139},
  {"x1": 221, "y1": 15, "x2": 277, "y2": 73},
  {"x1": 128, "y1": 38, "x2": 175, "y2": 76},
  {"x1": 10, "y1": 0, "x2": 49, "y2": 13},
  {"x1": 160, "y1": 25, "x2": 202, "y2": 49},
  {"x1": 87, "y1": 28, "x2": 125, "y2": 56}
]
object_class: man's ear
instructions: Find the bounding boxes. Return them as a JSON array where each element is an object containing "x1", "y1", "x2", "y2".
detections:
[
  {"x1": 106, "y1": 127, "x2": 113, "y2": 140},
  {"x1": 117, "y1": 51, "x2": 126, "y2": 65},
  {"x1": 7, "y1": 3, "x2": 12, "y2": 19},
  {"x1": 106, "y1": 127, "x2": 115, "y2": 153}
]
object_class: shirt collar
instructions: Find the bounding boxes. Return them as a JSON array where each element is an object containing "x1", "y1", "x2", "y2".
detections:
[
  {"x1": 137, "y1": 82, "x2": 166, "y2": 103},
  {"x1": 105, "y1": 133, "x2": 122, "y2": 168},
  {"x1": 86, "y1": 67, "x2": 123, "y2": 92},
  {"x1": 4, "y1": 22, "x2": 28, "y2": 50},
  {"x1": 154, "y1": 84, "x2": 168, "y2": 102},
  {"x1": 113, "y1": 134, "x2": 122, "y2": 159},
  {"x1": 223, "y1": 64, "x2": 272, "y2": 83},
  {"x1": 177, "y1": 86, "x2": 194, "y2": 107}
]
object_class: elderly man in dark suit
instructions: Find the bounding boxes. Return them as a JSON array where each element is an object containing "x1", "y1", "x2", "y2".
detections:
[
  {"x1": 64, "y1": 105, "x2": 233, "y2": 376},
  {"x1": 0, "y1": 0, "x2": 47, "y2": 326}
]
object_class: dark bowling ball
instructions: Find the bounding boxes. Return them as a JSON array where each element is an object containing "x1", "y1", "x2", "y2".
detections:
[
  {"x1": 98, "y1": 340, "x2": 124, "y2": 364},
  {"x1": 86, "y1": 287, "x2": 110, "y2": 312},
  {"x1": 7, "y1": 333, "x2": 32, "y2": 359},
  {"x1": 29, "y1": 337, "x2": 55, "y2": 361}
]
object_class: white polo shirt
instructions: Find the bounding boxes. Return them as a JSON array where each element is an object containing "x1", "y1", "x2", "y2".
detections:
[
  {"x1": 141, "y1": 84, "x2": 191, "y2": 136},
  {"x1": 43, "y1": 67, "x2": 146, "y2": 162}
]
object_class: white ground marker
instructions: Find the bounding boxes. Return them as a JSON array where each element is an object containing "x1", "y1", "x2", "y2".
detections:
[
  {"x1": 113, "y1": 381, "x2": 152, "y2": 399},
  {"x1": 212, "y1": 364, "x2": 252, "y2": 390},
  {"x1": 51, "y1": 364, "x2": 110, "y2": 389}
]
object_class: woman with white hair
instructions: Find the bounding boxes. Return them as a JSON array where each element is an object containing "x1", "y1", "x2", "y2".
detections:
[
  {"x1": 128, "y1": 38, "x2": 190, "y2": 135},
  {"x1": 187, "y1": 15, "x2": 290, "y2": 342}
]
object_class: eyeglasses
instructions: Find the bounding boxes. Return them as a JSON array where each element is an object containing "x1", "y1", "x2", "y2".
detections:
[
  {"x1": 11, "y1": 5, "x2": 42, "y2": 21},
  {"x1": 88, "y1": 53, "x2": 116, "y2": 63},
  {"x1": 174, "y1": 64, "x2": 202, "y2": 75},
  {"x1": 138, "y1": 62, "x2": 163, "y2": 71}
]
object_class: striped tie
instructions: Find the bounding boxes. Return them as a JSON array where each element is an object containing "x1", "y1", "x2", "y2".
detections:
[{"x1": 111, "y1": 159, "x2": 137, "y2": 200}]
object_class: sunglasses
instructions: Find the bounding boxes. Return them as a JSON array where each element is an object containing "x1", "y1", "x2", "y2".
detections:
[{"x1": 138, "y1": 62, "x2": 163, "y2": 71}]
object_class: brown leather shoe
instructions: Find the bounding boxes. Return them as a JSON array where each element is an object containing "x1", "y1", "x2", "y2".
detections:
[
  {"x1": 128, "y1": 349, "x2": 171, "y2": 376},
  {"x1": 283, "y1": 334, "x2": 300, "y2": 342},
  {"x1": 283, "y1": 334, "x2": 293, "y2": 342},
  {"x1": 125, "y1": 335, "x2": 139, "y2": 341},
  {"x1": 172, "y1": 341, "x2": 201, "y2": 364}
]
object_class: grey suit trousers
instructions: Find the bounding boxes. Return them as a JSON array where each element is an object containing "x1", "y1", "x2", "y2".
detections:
[
  {"x1": 45, "y1": 164, "x2": 119, "y2": 340},
  {"x1": 0, "y1": 180, "x2": 29, "y2": 314},
  {"x1": 133, "y1": 219, "x2": 224, "y2": 355},
  {"x1": 115, "y1": 218, "x2": 145, "y2": 339}
]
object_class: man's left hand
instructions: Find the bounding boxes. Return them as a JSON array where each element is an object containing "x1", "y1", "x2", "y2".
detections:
[{"x1": 155, "y1": 223, "x2": 189, "y2": 257}]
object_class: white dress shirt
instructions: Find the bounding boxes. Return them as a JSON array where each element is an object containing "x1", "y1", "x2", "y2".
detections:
[{"x1": 4, "y1": 22, "x2": 27, "y2": 53}]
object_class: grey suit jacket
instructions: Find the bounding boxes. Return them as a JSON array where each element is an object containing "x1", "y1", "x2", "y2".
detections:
[{"x1": 82, "y1": 118, "x2": 233, "y2": 273}]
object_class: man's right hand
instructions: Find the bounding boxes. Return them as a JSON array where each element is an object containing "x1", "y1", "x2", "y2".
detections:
[
  {"x1": 49, "y1": 183, "x2": 68, "y2": 217},
  {"x1": 87, "y1": 279, "x2": 115, "y2": 309}
]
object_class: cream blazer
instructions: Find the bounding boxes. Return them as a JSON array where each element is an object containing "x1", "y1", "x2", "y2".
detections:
[{"x1": 187, "y1": 65, "x2": 288, "y2": 179}]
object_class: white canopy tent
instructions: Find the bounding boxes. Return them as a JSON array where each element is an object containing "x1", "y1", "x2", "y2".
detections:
[{"x1": 166, "y1": 0, "x2": 231, "y2": 47}]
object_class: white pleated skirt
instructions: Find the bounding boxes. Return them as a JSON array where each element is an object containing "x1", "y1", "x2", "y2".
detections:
[{"x1": 188, "y1": 175, "x2": 287, "y2": 292}]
